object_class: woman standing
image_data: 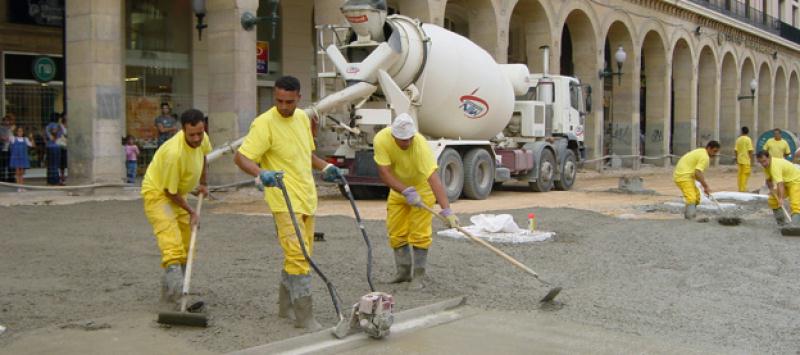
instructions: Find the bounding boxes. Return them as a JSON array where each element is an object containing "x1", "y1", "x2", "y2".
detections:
[
  {"x1": 9, "y1": 126, "x2": 34, "y2": 192},
  {"x1": 44, "y1": 113, "x2": 63, "y2": 185}
]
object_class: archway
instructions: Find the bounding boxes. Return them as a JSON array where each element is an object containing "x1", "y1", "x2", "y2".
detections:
[
  {"x1": 444, "y1": 0, "x2": 497, "y2": 56},
  {"x1": 697, "y1": 46, "x2": 718, "y2": 147},
  {"x1": 602, "y1": 21, "x2": 637, "y2": 162},
  {"x1": 790, "y1": 72, "x2": 799, "y2": 134},
  {"x1": 719, "y1": 52, "x2": 739, "y2": 163},
  {"x1": 640, "y1": 30, "x2": 668, "y2": 166},
  {"x1": 508, "y1": 0, "x2": 552, "y2": 73},
  {"x1": 758, "y1": 62, "x2": 773, "y2": 132},
  {"x1": 740, "y1": 58, "x2": 756, "y2": 140},
  {"x1": 560, "y1": 10, "x2": 599, "y2": 159},
  {"x1": 671, "y1": 38, "x2": 693, "y2": 156},
  {"x1": 774, "y1": 67, "x2": 787, "y2": 131}
]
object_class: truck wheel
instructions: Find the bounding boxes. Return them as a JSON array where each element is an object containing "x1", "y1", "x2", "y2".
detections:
[
  {"x1": 438, "y1": 148, "x2": 464, "y2": 202},
  {"x1": 529, "y1": 149, "x2": 555, "y2": 192},
  {"x1": 346, "y1": 185, "x2": 389, "y2": 200},
  {"x1": 462, "y1": 148, "x2": 494, "y2": 200},
  {"x1": 554, "y1": 150, "x2": 577, "y2": 191}
]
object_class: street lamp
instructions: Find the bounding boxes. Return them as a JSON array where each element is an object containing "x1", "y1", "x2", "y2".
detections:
[
  {"x1": 241, "y1": 0, "x2": 280, "y2": 39},
  {"x1": 193, "y1": 0, "x2": 207, "y2": 40},
  {"x1": 599, "y1": 45, "x2": 627, "y2": 85},
  {"x1": 737, "y1": 78, "x2": 758, "y2": 101}
]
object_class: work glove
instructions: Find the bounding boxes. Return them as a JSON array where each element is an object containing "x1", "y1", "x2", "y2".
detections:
[
  {"x1": 259, "y1": 170, "x2": 280, "y2": 187},
  {"x1": 440, "y1": 208, "x2": 459, "y2": 228},
  {"x1": 401, "y1": 186, "x2": 422, "y2": 207},
  {"x1": 322, "y1": 163, "x2": 343, "y2": 182}
]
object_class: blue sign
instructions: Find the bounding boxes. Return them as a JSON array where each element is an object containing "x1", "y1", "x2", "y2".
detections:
[{"x1": 755, "y1": 130, "x2": 798, "y2": 161}]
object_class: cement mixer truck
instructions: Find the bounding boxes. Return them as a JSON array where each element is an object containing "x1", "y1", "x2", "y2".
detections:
[{"x1": 309, "y1": 0, "x2": 591, "y2": 201}]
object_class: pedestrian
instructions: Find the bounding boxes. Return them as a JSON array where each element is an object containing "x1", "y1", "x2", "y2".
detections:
[
  {"x1": 735, "y1": 126, "x2": 754, "y2": 192},
  {"x1": 673, "y1": 140, "x2": 721, "y2": 220},
  {"x1": 124, "y1": 135, "x2": 140, "y2": 184},
  {"x1": 233, "y1": 75, "x2": 341, "y2": 331},
  {"x1": 58, "y1": 114, "x2": 68, "y2": 184},
  {"x1": 154, "y1": 103, "x2": 179, "y2": 148},
  {"x1": 0, "y1": 114, "x2": 14, "y2": 182},
  {"x1": 141, "y1": 109, "x2": 211, "y2": 306},
  {"x1": 373, "y1": 113, "x2": 459, "y2": 290},
  {"x1": 756, "y1": 150, "x2": 800, "y2": 225},
  {"x1": 763, "y1": 128, "x2": 790, "y2": 160},
  {"x1": 44, "y1": 113, "x2": 63, "y2": 185},
  {"x1": 8, "y1": 126, "x2": 34, "y2": 192}
]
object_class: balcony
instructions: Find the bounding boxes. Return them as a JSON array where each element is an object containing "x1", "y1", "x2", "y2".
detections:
[{"x1": 688, "y1": 0, "x2": 780, "y2": 34}]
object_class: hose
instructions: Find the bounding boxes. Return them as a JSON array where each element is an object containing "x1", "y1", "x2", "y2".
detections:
[{"x1": 338, "y1": 176, "x2": 375, "y2": 292}]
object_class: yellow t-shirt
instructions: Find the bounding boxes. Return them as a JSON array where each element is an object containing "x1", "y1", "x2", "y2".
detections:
[
  {"x1": 673, "y1": 148, "x2": 710, "y2": 183},
  {"x1": 764, "y1": 138, "x2": 790, "y2": 160},
  {"x1": 141, "y1": 130, "x2": 212, "y2": 197},
  {"x1": 373, "y1": 127, "x2": 438, "y2": 187},
  {"x1": 238, "y1": 107, "x2": 317, "y2": 215},
  {"x1": 765, "y1": 157, "x2": 800, "y2": 184},
  {"x1": 734, "y1": 135, "x2": 753, "y2": 165}
]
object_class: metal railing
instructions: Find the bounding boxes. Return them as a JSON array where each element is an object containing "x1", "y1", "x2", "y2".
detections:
[{"x1": 689, "y1": 0, "x2": 781, "y2": 34}]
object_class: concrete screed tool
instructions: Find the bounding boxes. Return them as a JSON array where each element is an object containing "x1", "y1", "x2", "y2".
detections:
[
  {"x1": 708, "y1": 195, "x2": 742, "y2": 226},
  {"x1": 774, "y1": 196, "x2": 800, "y2": 236},
  {"x1": 274, "y1": 173, "x2": 394, "y2": 339},
  {"x1": 420, "y1": 204, "x2": 561, "y2": 303},
  {"x1": 157, "y1": 195, "x2": 210, "y2": 327}
]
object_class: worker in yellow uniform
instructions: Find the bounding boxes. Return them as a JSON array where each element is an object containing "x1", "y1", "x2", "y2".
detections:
[
  {"x1": 735, "y1": 126, "x2": 754, "y2": 192},
  {"x1": 673, "y1": 141, "x2": 721, "y2": 220},
  {"x1": 141, "y1": 109, "x2": 211, "y2": 305},
  {"x1": 374, "y1": 113, "x2": 459, "y2": 290},
  {"x1": 763, "y1": 128, "x2": 790, "y2": 160},
  {"x1": 757, "y1": 150, "x2": 800, "y2": 225},
  {"x1": 233, "y1": 76, "x2": 341, "y2": 331}
]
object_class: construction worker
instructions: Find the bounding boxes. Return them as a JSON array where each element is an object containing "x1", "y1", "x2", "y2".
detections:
[
  {"x1": 141, "y1": 109, "x2": 211, "y2": 305},
  {"x1": 673, "y1": 140, "x2": 721, "y2": 220},
  {"x1": 763, "y1": 128, "x2": 790, "y2": 160},
  {"x1": 757, "y1": 150, "x2": 800, "y2": 225},
  {"x1": 233, "y1": 75, "x2": 341, "y2": 331},
  {"x1": 374, "y1": 113, "x2": 459, "y2": 290},
  {"x1": 735, "y1": 126, "x2": 754, "y2": 192}
]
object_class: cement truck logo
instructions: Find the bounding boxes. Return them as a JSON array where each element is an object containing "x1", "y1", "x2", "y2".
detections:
[{"x1": 459, "y1": 88, "x2": 490, "y2": 119}]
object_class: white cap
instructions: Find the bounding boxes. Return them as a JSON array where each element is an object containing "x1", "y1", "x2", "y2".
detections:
[{"x1": 391, "y1": 113, "x2": 416, "y2": 140}]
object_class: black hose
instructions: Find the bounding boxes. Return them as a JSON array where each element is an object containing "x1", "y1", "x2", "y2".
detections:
[
  {"x1": 275, "y1": 174, "x2": 343, "y2": 320},
  {"x1": 338, "y1": 176, "x2": 375, "y2": 292}
]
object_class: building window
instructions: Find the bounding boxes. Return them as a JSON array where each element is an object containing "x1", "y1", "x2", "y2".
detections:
[{"x1": 793, "y1": 5, "x2": 798, "y2": 26}]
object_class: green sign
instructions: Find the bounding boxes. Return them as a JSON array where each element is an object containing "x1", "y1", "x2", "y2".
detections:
[{"x1": 32, "y1": 56, "x2": 56, "y2": 82}]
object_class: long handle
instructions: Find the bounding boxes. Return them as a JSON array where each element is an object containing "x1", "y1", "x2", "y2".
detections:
[
  {"x1": 419, "y1": 204, "x2": 549, "y2": 285},
  {"x1": 771, "y1": 191, "x2": 792, "y2": 221},
  {"x1": 180, "y1": 195, "x2": 204, "y2": 312}
]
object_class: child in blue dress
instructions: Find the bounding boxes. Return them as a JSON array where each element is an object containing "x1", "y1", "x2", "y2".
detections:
[{"x1": 9, "y1": 126, "x2": 34, "y2": 192}]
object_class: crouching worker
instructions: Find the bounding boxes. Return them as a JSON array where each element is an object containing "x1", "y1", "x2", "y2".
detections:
[
  {"x1": 673, "y1": 140, "x2": 720, "y2": 219},
  {"x1": 756, "y1": 150, "x2": 800, "y2": 225},
  {"x1": 374, "y1": 113, "x2": 459, "y2": 290},
  {"x1": 141, "y1": 109, "x2": 211, "y2": 305}
]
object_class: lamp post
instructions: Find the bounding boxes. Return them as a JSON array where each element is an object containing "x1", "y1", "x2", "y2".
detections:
[
  {"x1": 599, "y1": 45, "x2": 627, "y2": 85},
  {"x1": 737, "y1": 78, "x2": 758, "y2": 101},
  {"x1": 193, "y1": 0, "x2": 207, "y2": 40}
]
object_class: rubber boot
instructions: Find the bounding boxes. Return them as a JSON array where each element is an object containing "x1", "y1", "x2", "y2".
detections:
[
  {"x1": 683, "y1": 204, "x2": 697, "y2": 220},
  {"x1": 408, "y1": 247, "x2": 428, "y2": 290},
  {"x1": 389, "y1": 244, "x2": 412, "y2": 283},
  {"x1": 792, "y1": 213, "x2": 800, "y2": 225},
  {"x1": 161, "y1": 264, "x2": 183, "y2": 303},
  {"x1": 773, "y1": 209, "x2": 789, "y2": 226},
  {"x1": 278, "y1": 271, "x2": 294, "y2": 320},
  {"x1": 287, "y1": 274, "x2": 321, "y2": 331}
]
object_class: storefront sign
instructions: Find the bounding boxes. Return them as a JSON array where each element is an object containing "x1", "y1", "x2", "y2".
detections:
[
  {"x1": 257, "y1": 41, "x2": 269, "y2": 74},
  {"x1": 8, "y1": 0, "x2": 64, "y2": 27},
  {"x1": 32, "y1": 56, "x2": 57, "y2": 82}
]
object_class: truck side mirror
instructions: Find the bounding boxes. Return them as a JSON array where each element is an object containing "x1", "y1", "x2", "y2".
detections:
[{"x1": 584, "y1": 85, "x2": 592, "y2": 113}]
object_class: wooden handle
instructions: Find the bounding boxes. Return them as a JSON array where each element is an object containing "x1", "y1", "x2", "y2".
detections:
[
  {"x1": 771, "y1": 192, "x2": 792, "y2": 221},
  {"x1": 180, "y1": 195, "x2": 204, "y2": 312},
  {"x1": 419, "y1": 204, "x2": 543, "y2": 280}
]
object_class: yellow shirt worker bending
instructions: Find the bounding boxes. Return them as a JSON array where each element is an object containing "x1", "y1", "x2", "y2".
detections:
[
  {"x1": 763, "y1": 128, "x2": 790, "y2": 160},
  {"x1": 673, "y1": 141, "x2": 720, "y2": 220},
  {"x1": 233, "y1": 76, "x2": 341, "y2": 331},
  {"x1": 734, "y1": 126, "x2": 754, "y2": 192},
  {"x1": 757, "y1": 151, "x2": 800, "y2": 225},
  {"x1": 141, "y1": 109, "x2": 211, "y2": 305},
  {"x1": 374, "y1": 113, "x2": 458, "y2": 290}
]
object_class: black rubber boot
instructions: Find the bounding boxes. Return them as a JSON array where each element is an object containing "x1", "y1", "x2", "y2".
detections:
[
  {"x1": 408, "y1": 247, "x2": 428, "y2": 290},
  {"x1": 389, "y1": 244, "x2": 412, "y2": 283}
]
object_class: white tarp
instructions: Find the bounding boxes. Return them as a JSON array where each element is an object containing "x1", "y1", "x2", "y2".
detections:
[{"x1": 437, "y1": 214, "x2": 554, "y2": 244}]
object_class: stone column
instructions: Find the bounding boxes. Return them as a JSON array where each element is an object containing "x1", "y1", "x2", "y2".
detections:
[
  {"x1": 66, "y1": 0, "x2": 124, "y2": 184},
  {"x1": 282, "y1": 0, "x2": 314, "y2": 106},
  {"x1": 206, "y1": 0, "x2": 258, "y2": 184},
  {"x1": 192, "y1": 15, "x2": 209, "y2": 114}
]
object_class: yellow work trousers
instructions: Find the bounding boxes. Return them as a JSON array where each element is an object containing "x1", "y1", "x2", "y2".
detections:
[
  {"x1": 675, "y1": 180, "x2": 701, "y2": 205},
  {"x1": 386, "y1": 184, "x2": 437, "y2": 250},
  {"x1": 767, "y1": 183, "x2": 800, "y2": 214},
  {"x1": 143, "y1": 192, "x2": 191, "y2": 268},
  {"x1": 273, "y1": 212, "x2": 315, "y2": 275},
  {"x1": 737, "y1": 164, "x2": 751, "y2": 192}
]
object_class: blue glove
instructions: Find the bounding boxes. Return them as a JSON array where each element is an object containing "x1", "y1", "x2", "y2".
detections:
[
  {"x1": 259, "y1": 170, "x2": 280, "y2": 187},
  {"x1": 401, "y1": 186, "x2": 422, "y2": 207},
  {"x1": 322, "y1": 164, "x2": 343, "y2": 182},
  {"x1": 254, "y1": 176, "x2": 264, "y2": 191}
]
